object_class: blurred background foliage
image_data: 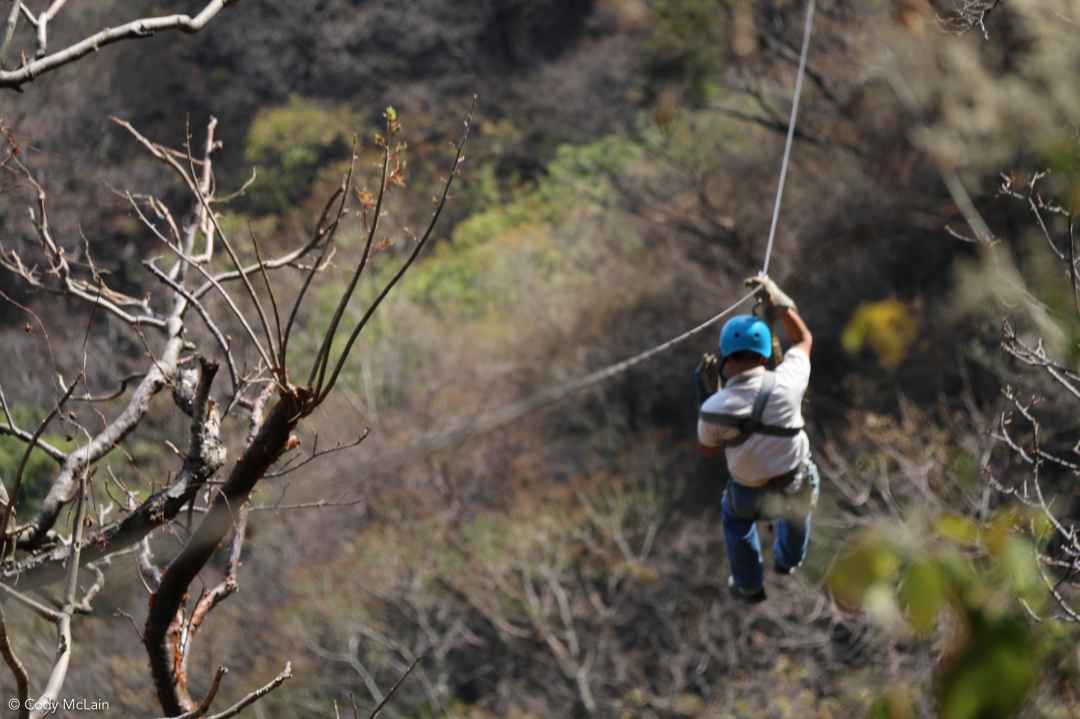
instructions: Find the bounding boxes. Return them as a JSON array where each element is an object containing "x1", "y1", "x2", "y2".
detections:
[{"x1": 3, "y1": 0, "x2": 1080, "y2": 717}]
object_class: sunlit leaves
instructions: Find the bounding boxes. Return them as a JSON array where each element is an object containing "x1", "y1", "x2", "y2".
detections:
[
  {"x1": 841, "y1": 298, "x2": 919, "y2": 369},
  {"x1": 936, "y1": 514, "x2": 979, "y2": 547},
  {"x1": 244, "y1": 96, "x2": 355, "y2": 213},
  {"x1": 901, "y1": 559, "x2": 947, "y2": 635},
  {"x1": 829, "y1": 508, "x2": 1054, "y2": 719}
]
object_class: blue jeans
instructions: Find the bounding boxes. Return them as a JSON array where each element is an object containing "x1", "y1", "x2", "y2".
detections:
[{"x1": 722, "y1": 461, "x2": 819, "y2": 592}]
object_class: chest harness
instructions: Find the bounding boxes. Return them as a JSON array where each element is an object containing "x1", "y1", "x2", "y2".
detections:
[{"x1": 701, "y1": 372, "x2": 804, "y2": 448}]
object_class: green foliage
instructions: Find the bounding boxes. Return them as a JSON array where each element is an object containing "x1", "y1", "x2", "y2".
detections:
[
  {"x1": 937, "y1": 611, "x2": 1039, "y2": 719},
  {"x1": 646, "y1": 0, "x2": 730, "y2": 104},
  {"x1": 0, "y1": 407, "x2": 74, "y2": 518},
  {"x1": 405, "y1": 134, "x2": 643, "y2": 319},
  {"x1": 243, "y1": 96, "x2": 355, "y2": 213},
  {"x1": 829, "y1": 509, "x2": 1057, "y2": 719}
]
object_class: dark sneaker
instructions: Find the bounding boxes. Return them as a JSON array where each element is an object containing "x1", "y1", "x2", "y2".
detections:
[
  {"x1": 775, "y1": 562, "x2": 796, "y2": 576},
  {"x1": 728, "y1": 576, "x2": 767, "y2": 604}
]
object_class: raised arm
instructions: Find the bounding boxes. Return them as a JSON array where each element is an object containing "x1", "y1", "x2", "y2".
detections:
[{"x1": 777, "y1": 306, "x2": 812, "y2": 359}]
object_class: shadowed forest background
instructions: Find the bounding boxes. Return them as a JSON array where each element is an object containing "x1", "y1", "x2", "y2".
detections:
[{"x1": 1, "y1": 0, "x2": 1080, "y2": 717}]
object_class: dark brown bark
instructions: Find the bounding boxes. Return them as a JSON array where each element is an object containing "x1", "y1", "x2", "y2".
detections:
[{"x1": 145, "y1": 387, "x2": 308, "y2": 716}]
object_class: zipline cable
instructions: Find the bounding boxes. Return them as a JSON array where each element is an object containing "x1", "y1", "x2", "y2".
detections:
[
  {"x1": 370, "y1": 291, "x2": 758, "y2": 466},
  {"x1": 361, "y1": 2, "x2": 815, "y2": 467},
  {"x1": 762, "y1": 0, "x2": 815, "y2": 276}
]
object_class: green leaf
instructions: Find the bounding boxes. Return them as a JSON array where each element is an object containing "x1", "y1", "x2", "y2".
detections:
[
  {"x1": 902, "y1": 560, "x2": 946, "y2": 635},
  {"x1": 999, "y1": 536, "x2": 1042, "y2": 603},
  {"x1": 936, "y1": 514, "x2": 980, "y2": 547},
  {"x1": 827, "y1": 535, "x2": 901, "y2": 607}
]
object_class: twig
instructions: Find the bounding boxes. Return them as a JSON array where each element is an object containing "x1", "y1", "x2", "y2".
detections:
[
  {"x1": 30, "y1": 469, "x2": 89, "y2": 718},
  {"x1": 144, "y1": 259, "x2": 240, "y2": 399},
  {"x1": 367, "y1": 654, "x2": 424, "y2": 719},
  {"x1": 0, "y1": 604, "x2": 28, "y2": 719},
  {"x1": 201, "y1": 663, "x2": 292, "y2": 719},
  {"x1": 318, "y1": 112, "x2": 473, "y2": 401},
  {"x1": 0, "y1": 0, "x2": 237, "y2": 90},
  {"x1": 279, "y1": 187, "x2": 344, "y2": 367},
  {"x1": 0, "y1": 0, "x2": 20, "y2": 66},
  {"x1": 0, "y1": 376, "x2": 81, "y2": 560},
  {"x1": 126, "y1": 191, "x2": 275, "y2": 372},
  {"x1": 266, "y1": 431, "x2": 369, "y2": 478}
]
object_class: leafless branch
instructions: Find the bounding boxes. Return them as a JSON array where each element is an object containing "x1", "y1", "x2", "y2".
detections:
[
  {"x1": 0, "y1": 1, "x2": 238, "y2": 90},
  {"x1": 0, "y1": 375, "x2": 81, "y2": 558},
  {"x1": 201, "y1": 663, "x2": 291, "y2": 719},
  {"x1": 0, "y1": 603, "x2": 29, "y2": 719},
  {"x1": 144, "y1": 259, "x2": 240, "y2": 400},
  {"x1": 367, "y1": 653, "x2": 425, "y2": 719},
  {"x1": 266, "y1": 431, "x2": 369, "y2": 479},
  {"x1": 318, "y1": 112, "x2": 473, "y2": 401},
  {"x1": 937, "y1": 0, "x2": 1002, "y2": 39},
  {"x1": 0, "y1": 0, "x2": 20, "y2": 66},
  {"x1": 30, "y1": 469, "x2": 89, "y2": 718}
]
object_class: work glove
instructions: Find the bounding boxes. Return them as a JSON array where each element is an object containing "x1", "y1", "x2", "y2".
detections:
[
  {"x1": 744, "y1": 274, "x2": 797, "y2": 312},
  {"x1": 694, "y1": 352, "x2": 721, "y2": 403}
]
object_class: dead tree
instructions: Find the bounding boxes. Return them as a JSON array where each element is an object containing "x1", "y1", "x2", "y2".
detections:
[
  {"x1": 986, "y1": 170, "x2": 1080, "y2": 623},
  {"x1": 0, "y1": 108, "x2": 469, "y2": 716}
]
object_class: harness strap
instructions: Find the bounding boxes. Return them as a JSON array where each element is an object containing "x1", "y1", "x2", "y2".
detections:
[
  {"x1": 699, "y1": 371, "x2": 804, "y2": 446},
  {"x1": 750, "y1": 371, "x2": 776, "y2": 426}
]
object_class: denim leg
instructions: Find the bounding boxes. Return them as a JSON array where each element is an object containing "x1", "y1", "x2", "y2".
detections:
[
  {"x1": 773, "y1": 462, "x2": 820, "y2": 571},
  {"x1": 721, "y1": 482, "x2": 764, "y2": 591}
]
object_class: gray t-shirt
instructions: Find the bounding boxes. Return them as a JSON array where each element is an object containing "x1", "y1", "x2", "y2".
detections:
[{"x1": 697, "y1": 348, "x2": 811, "y2": 487}]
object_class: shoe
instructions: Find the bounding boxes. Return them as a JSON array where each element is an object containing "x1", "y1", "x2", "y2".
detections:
[
  {"x1": 727, "y1": 576, "x2": 767, "y2": 604},
  {"x1": 775, "y1": 562, "x2": 795, "y2": 576}
]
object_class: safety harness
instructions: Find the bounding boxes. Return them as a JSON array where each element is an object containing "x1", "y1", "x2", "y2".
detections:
[{"x1": 700, "y1": 372, "x2": 804, "y2": 448}]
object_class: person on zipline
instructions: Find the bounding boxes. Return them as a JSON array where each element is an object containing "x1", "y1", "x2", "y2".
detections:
[{"x1": 695, "y1": 275, "x2": 818, "y2": 604}]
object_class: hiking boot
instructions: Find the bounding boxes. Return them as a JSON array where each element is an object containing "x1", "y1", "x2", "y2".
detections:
[{"x1": 728, "y1": 576, "x2": 767, "y2": 604}]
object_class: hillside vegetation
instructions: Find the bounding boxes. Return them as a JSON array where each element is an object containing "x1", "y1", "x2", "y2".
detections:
[{"x1": 2, "y1": 1, "x2": 1080, "y2": 717}]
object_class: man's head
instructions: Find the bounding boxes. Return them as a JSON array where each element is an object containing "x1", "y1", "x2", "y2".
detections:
[{"x1": 719, "y1": 314, "x2": 771, "y2": 379}]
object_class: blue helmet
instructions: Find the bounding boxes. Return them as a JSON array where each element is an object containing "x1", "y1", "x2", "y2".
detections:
[{"x1": 719, "y1": 314, "x2": 772, "y2": 360}]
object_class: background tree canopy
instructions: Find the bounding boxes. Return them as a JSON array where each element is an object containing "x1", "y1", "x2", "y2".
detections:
[{"x1": 1, "y1": 1, "x2": 1080, "y2": 717}]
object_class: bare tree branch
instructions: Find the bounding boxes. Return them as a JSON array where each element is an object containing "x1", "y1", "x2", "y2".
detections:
[
  {"x1": 203, "y1": 663, "x2": 291, "y2": 719},
  {"x1": 0, "y1": 1, "x2": 239, "y2": 90},
  {"x1": 0, "y1": 0, "x2": 20, "y2": 66},
  {"x1": 30, "y1": 469, "x2": 89, "y2": 719},
  {"x1": 318, "y1": 112, "x2": 473, "y2": 401},
  {"x1": 0, "y1": 604, "x2": 29, "y2": 719}
]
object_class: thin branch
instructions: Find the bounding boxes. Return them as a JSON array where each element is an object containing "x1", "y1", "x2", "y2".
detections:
[
  {"x1": 279, "y1": 187, "x2": 344, "y2": 366},
  {"x1": 265, "y1": 431, "x2": 369, "y2": 479},
  {"x1": 0, "y1": 0, "x2": 20, "y2": 66},
  {"x1": 0, "y1": 376, "x2": 80, "y2": 560},
  {"x1": 0, "y1": 383, "x2": 66, "y2": 461},
  {"x1": 0, "y1": 0, "x2": 238, "y2": 90},
  {"x1": 33, "y1": 0, "x2": 68, "y2": 58},
  {"x1": 126, "y1": 191, "x2": 275, "y2": 372},
  {"x1": 201, "y1": 663, "x2": 292, "y2": 719},
  {"x1": 309, "y1": 139, "x2": 372, "y2": 392},
  {"x1": 30, "y1": 469, "x2": 89, "y2": 719},
  {"x1": 0, "y1": 579, "x2": 62, "y2": 621},
  {"x1": 183, "y1": 120, "x2": 281, "y2": 368},
  {"x1": 70, "y1": 373, "x2": 146, "y2": 404},
  {"x1": 367, "y1": 653, "x2": 424, "y2": 719},
  {"x1": 319, "y1": 114, "x2": 473, "y2": 401},
  {"x1": 0, "y1": 603, "x2": 28, "y2": 718},
  {"x1": 248, "y1": 224, "x2": 283, "y2": 375},
  {"x1": 144, "y1": 259, "x2": 240, "y2": 399}
]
